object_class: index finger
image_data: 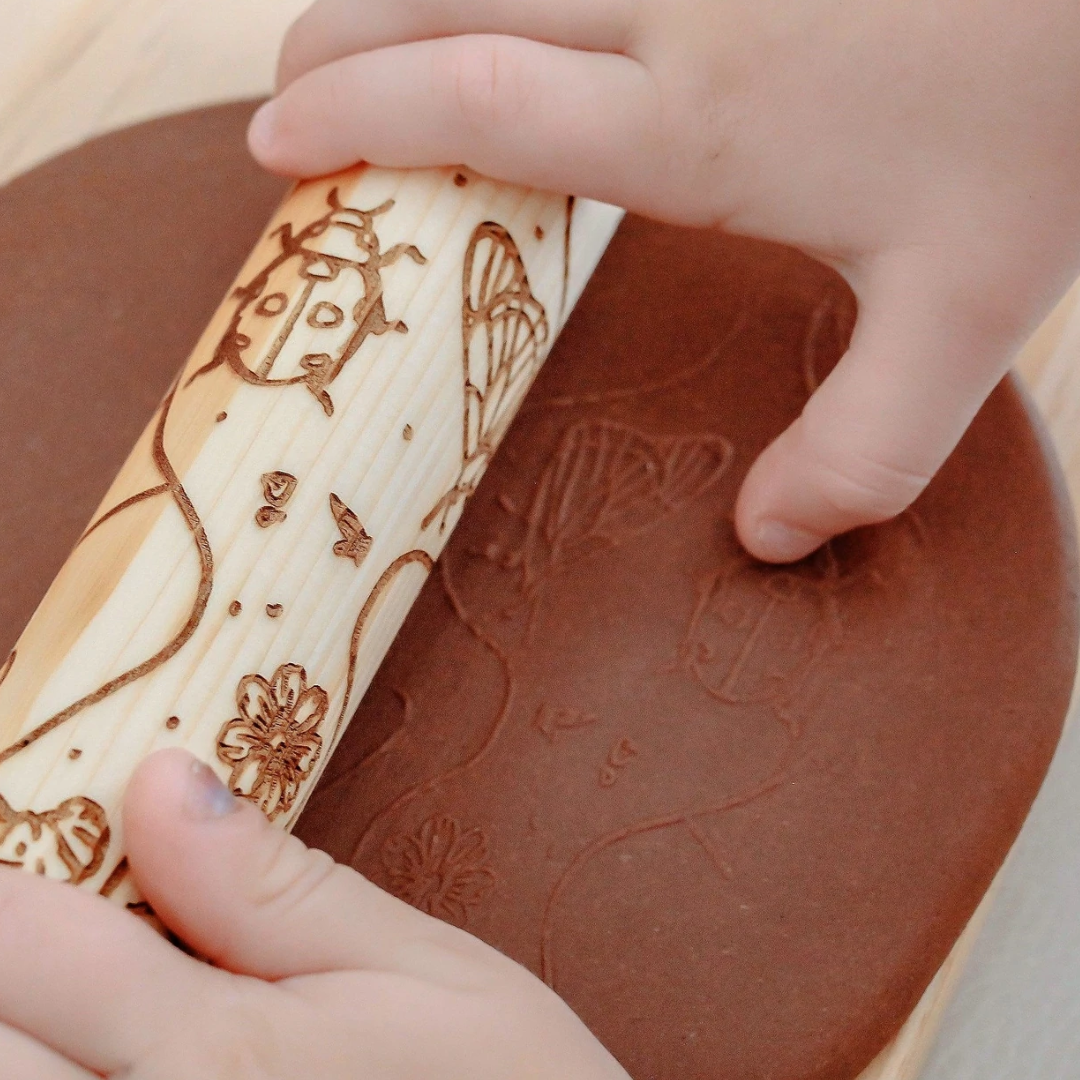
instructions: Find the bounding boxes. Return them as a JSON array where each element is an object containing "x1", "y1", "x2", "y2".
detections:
[
  {"x1": 0, "y1": 1024, "x2": 94, "y2": 1080},
  {"x1": 0, "y1": 868, "x2": 219, "y2": 1075},
  {"x1": 278, "y1": 0, "x2": 639, "y2": 89}
]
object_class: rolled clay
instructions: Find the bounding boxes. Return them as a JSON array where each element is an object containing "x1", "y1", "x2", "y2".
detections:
[{"x1": 302, "y1": 223, "x2": 1080, "y2": 1079}]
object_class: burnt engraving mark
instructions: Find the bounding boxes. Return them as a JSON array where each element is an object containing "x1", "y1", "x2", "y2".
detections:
[
  {"x1": 0, "y1": 379, "x2": 214, "y2": 768},
  {"x1": 330, "y1": 493, "x2": 374, "y2": 568},
  {"x1": 77, "y1": 483, "x2": 170, "y2": 548},
  {"x1": 217, "y1": 663, "x2": 328, "y2": 822},
  {"x1": 424, "y1": 222, "x2": 550, "y2": 533},
  {"x1": 98, "y1": 857, "x2": 130, "y2": 899},
  {"x1": 0, "y1": 792, "x2": 110, "y2": 884},
  {"x1": 256, "y1": 471, "x2": 298, "y2": 528},
  {"x1": 560, "y1": 195, "x2": 575, "y2": 324},
  {"x1": 186, "y1": 188, "x2": 426, "y2": 417},
  {"x1": 266, "y1": 604, "x2": 285, "y2": 619},
  {"x1": 255, "y1": 507, "x2": 286, "y2": 528},
  {"x1": 324, "y1": 550, "x2": 436, "y2": 772},
  {"x1": 382, "y1": 814, "x2": 495, "y2": 926}
]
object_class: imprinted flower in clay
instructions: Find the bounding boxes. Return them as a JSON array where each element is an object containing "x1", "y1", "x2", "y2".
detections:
[
  {"x1": 217, "y1": 663, "x2": 328, "y2": 821},
  {"x1": 382, "y1": 814, "x2": 496, "y2": 926}
]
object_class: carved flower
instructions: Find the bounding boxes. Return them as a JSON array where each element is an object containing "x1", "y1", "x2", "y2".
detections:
[
  {"x1": 382, "y1": 815, "x2": 496, "y2": 926},
  {"x1": 0, "y1": 793, "x2": 110, "y2": 885},
  {"x1": 217, "y1": 663, "x2": 328, "y2": 821}
]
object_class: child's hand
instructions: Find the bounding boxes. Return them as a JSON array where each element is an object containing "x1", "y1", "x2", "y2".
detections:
[
  {"x1": 0, "y1": 750, "x2": 628, "y2": 1079},
  {"x1": 248, "y1": 0, "x2": 1080, "y2": 562}
]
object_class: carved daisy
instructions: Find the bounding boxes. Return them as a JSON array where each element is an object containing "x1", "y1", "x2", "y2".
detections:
[
  {"x1": 382, "y1": 814, "x2": 496, "y2": 926},
  {"x1": 217, "y1": 663, "x2": 328, "y2": 821}
]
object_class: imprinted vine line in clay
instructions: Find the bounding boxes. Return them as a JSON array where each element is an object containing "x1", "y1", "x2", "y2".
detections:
[
  {"x1": 539, "y1": 744, "x2": 803, "y2": 988},
  {"x1": 328, "y1": 549, "x2": 435, "y2": 755},
  {"x1": 348, "y1": 554, "x2": 513, "y2": 867}
]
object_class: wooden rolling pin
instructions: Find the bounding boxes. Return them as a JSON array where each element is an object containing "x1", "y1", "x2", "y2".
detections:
[{"x1": 0, "y1": 165, "x2": 623, "y2": 908}]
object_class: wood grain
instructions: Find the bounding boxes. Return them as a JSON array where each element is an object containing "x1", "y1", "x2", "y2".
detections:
[
  {"x1": 0, "y1": 161, "x2": 622, "y2": 905},
  {"x1": 2, "y1": 4, "x2": 1078, "y2": 1078}
]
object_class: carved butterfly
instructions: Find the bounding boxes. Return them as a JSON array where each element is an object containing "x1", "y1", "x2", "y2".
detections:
[
  {"x1": 330, "y1": 493, "x2": 373, "y2": 567},
  {"x1": 423, "y1": 221, "x2": 550, "y2": 534},
  {"x1": 521, "y1": 420, "x2": 734, "y2": 596}
]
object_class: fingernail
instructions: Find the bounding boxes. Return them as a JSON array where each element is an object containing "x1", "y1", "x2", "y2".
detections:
[
  {"x1": 247, "y1": 99, "x2": 279, "y2": 159},
  {"x1": 751, "y1": 519, "x2": 823, "y2": 563},
  {"x1": 185, "y1": 759, "x2": 240, "y2": 820}
]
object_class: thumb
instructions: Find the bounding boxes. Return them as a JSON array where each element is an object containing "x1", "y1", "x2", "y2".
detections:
[
  {"x1": 123, "y1": 749, "x2": 445, "y2": 979},
  {"x1": 735, "y1": 257, "x2": 1017, "y2": 562}
]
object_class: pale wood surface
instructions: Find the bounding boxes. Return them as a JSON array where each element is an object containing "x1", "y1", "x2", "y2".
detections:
[
  {"x1": 0, "y1": 157, "x2": 621, "y2": 902},
  {"x1": 2, "y1": 3, "x2": 1078, "y2": 1079}
]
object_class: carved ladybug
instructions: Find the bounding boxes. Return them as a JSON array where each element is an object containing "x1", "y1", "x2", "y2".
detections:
[{"x1": 188, "y1": 189, "x2": 425, "y2": 416}]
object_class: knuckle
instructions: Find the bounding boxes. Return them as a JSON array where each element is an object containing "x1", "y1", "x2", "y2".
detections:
[
  {"x1": 812, "y1": 443, "x2": 931, "y2": 522},
  {"x1": 794, "y1": 405, "x2": 935, "y2": 524},
  {"x1": 249, "y1": 831, "x2": 338, "y2": 917},
  {"x1": 449, "y1": 37, "x2": 532, "y2": 134}
]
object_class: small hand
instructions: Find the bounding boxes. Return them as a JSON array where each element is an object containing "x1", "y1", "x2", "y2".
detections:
[
  {"x1": 0, "y1": 750, "x2": 628, "y2": 1079},
  {"x1": 248, "y1": 0, "x2": 1080, "y2": 561}
]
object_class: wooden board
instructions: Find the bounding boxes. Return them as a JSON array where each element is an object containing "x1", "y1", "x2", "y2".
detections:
[{"x1": 4, "y1": 4, "x2": 1079, "y2": 1077}]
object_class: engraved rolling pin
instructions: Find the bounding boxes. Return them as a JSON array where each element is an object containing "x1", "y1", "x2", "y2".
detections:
[{"x1": 0, "y1": 165, "x2": 623, "y2": 907}]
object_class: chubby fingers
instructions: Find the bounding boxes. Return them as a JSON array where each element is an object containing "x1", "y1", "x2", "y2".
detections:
[
  {"x1": 125, "y1": 750, "x2": 486, "y2": 983},
  {"x1": 277, "y1": 0, "x2": 639, "y2": 89},
  {"x1": 736, "y1": 250, "x2": 1021, "y2": 562},
  {"x1": 0, "y1": 862, "x2": 215, "y2": 1075},
  {"x1": 249, "y1": 35, "x2": 665, "y2": 211}
]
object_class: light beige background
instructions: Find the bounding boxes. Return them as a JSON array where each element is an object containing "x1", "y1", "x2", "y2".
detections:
[{"x1": 2, "y1": 3, "x2": 1079, "y2": 1078}]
